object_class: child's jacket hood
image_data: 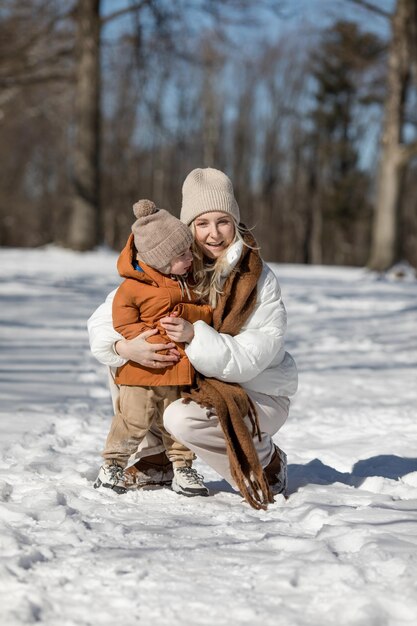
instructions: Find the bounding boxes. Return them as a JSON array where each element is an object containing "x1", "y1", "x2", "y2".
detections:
[{"x1": 117, "y1": 234, "x2": 158, "y2": 284}]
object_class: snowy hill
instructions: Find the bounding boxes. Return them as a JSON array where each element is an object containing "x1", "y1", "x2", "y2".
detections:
[{"x1": 1, "y1": 246, "x2": 416, "y2": 626}]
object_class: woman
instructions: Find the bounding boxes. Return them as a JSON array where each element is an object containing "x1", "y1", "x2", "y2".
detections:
[{"x1": 88, "y1": 168, "x2": 297, "y2": 509}]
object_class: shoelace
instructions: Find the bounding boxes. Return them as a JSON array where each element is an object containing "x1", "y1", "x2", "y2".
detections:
[
  {"x1": 108, "y1": 463, "x2": 125, "y2": 482},
  {"x1": 175, "y1": 467, "x2": 204, "y2": 485}
]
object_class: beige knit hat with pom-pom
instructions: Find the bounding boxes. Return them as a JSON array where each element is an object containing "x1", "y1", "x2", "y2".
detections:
[{"x1": 131, "y1": 199, "x2": 193, "y2": 273}]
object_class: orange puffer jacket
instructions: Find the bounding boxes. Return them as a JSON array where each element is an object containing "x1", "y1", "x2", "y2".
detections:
[{"x1": 113, "y1": 234, "x2": 212, "y2": 387}]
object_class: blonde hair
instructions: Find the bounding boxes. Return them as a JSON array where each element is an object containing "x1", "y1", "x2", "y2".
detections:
[{"x1": 190, "y1": 220, "x2": 255, "y2": 308}]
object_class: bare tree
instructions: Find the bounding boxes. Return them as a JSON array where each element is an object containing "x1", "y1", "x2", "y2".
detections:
[
  {"x1": 200, "y1": 37, "x2": 224, "y2": 168},
  {"x1": 0, "y1": 1, "x2": 74, "y2": 246},
  {"x1": 362, "y1": 0, "x2": 417, "y2": 270},
  {"x1": 7, "y1": 0, "x2": 411, "y2": 267},
  {"x1": 67, "y1": 0, "x2": 101, "y2": 251}
]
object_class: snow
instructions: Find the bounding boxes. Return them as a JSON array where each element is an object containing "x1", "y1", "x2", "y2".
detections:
[{"x1": 1, "y1": 245, "x2": 416, "y2": 626}]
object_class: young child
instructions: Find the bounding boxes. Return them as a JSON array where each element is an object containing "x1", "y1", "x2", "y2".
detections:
[{"x1": 94, "y1": 199, "x2": 212, "y2": 497}]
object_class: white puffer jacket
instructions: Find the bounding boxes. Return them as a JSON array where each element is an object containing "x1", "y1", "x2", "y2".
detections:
[{"x1": 88, "y1": 241, "x2": 298, "y2": 398}]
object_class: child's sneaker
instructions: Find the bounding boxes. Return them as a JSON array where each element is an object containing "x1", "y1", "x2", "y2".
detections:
[
  {"x1": 94, "y1": 461, "x2": 127, "y2": 494},
  {"x1": 264, "y1": 444, "x2": 287, "y2": 496},
  {"x1": 172, "y1": 466, "x2": 209, "y2": 497}
]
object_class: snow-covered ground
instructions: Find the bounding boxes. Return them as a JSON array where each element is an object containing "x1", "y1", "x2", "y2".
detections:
[{"x1": 1, "y1": 246, "x2": 416, "y2": 626}]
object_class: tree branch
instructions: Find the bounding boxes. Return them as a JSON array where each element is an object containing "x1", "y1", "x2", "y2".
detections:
[
  {"x1": 101, "y1": 1, "x2": 149, "y2": 25},
  {"x1": 0, "y1": 72, "x2": 74, "y2": 88},
  {"x1": 4, "y1": 8, "x2": 73, "y2": 61},
  {"x1": 0, "y1": 46, "x2": 73, "y2": 84},
  {"x1": 399, "y1": 140, "x2": 417, "y2": 165},
  {"x1": 347, "y1": 0, "x2": 392, "y2": 19}
]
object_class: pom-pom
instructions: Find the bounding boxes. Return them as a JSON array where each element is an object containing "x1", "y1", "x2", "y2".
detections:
[{"x1": 133, "y1": 199, "x2": 157, "y2": 218}]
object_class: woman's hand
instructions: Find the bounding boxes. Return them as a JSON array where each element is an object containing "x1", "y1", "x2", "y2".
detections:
[
  {"x1": 115, "y1": 329, "x2": 180, "y2": 368},
  {"x1": 159, "y1": 316, "x2": 195, "y2": 344}
]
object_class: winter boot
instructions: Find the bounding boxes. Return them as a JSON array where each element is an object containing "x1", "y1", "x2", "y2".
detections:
[
  {"x1": 124, "y1": 452, "x2": 174, "y2": 489},
  {"x1": 264, "y1": 444, "x2": 287, "y2": 496},
  {"x1": 171, "y1": 466, "x2": 209, "y2": 497},
  {"x1": 94, "y1": 461, "x2": 127, "y2": 494}
]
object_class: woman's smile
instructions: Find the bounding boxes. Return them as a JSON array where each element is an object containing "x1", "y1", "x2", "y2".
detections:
[{"x1": 207, "y1": 241, "x2": 225, "y2": 250}]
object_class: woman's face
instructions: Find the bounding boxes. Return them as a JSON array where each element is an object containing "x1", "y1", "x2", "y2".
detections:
[{"x1": 193, "y1": 212, "x2": 236, "y2": 260}]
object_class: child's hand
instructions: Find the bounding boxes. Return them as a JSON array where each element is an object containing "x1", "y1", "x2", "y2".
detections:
[{"x1": 159, "y1": 316, "x2": 194, "y2": 343}]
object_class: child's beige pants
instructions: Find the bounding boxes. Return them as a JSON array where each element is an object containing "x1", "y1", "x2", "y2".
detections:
[{"x1": 103, "y1": 385, "x2": 195, "y2": 468}]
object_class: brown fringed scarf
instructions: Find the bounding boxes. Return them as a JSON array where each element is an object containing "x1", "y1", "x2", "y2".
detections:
[{"x1": 183, "y1": 232, "x2": 274, "y2": 510}]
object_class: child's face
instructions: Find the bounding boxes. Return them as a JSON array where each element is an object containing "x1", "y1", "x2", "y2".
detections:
[{"x1": 169, "y1": 247, "x2": 193, "y2": 275}]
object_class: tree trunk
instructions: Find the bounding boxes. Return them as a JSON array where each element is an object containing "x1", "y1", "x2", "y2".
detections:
[
  {"x1": 201, "y1": 41, "x2": 222, "y2": 168},
  {"x1": 303, "y1": 141, "x2": 323, "y2": 264},
  {"x1": 368, "y1": 0, "x2": 417, "y2": 270},
  {"x1": 67, "y1": 0, "x2": 101, "y2": 251}
]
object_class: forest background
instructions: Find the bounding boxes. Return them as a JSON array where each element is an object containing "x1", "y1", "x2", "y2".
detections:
[{"x1": 1, "y1": 0, "x2": 416, "y2": 270}]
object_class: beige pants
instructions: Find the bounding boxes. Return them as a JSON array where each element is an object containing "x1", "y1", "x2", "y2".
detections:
[
  {"x1": 163, "y1": 390, "x2": 290, "y2": 489},
  {"x1": 108, "y1": 368, "x2": 166, "y2": 459},
  {"x1": 103, "y1": 385, "x2": 195, "y2": 468}
]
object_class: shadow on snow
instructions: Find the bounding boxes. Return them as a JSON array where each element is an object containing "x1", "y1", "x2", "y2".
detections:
[{"x1": 287, "y1": 454, "x2": 417, "y2": 494}]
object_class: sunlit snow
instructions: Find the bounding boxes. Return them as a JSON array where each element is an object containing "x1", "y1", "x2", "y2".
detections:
[{"x1": 1, "y1": 246, "x2": 416, "y2": 626}]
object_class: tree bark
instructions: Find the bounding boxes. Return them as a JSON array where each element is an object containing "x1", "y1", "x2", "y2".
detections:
[
  {"x1": 368, "y1": 0, "x2": 417, "y2": 270},
  {"x1": 67, "y1": 0, "x2": 101, "y2": 251}
]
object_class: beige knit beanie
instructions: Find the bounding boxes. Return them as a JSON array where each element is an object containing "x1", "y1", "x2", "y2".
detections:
[
  {"x1": 180, "y1": 168, "x2": 240, "y2": 225},
  {"x1": 131, "y1": 199, "x2": 193, "y2": 273}
]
